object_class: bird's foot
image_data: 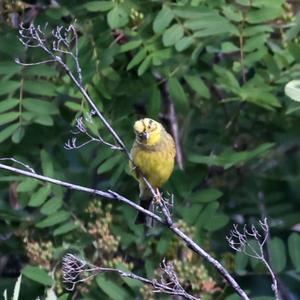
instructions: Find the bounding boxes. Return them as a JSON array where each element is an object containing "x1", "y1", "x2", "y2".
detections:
[{"x1": 153, "y1": 188, "x2": 161, "y2": 203}]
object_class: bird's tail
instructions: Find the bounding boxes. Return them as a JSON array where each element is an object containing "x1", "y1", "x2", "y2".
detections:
[{"x1": 135, "y1": 187, "x2": 153, "y2": 226}]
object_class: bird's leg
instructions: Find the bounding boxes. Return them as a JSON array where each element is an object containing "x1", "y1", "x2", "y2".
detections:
[{"x1": 153, "y1": 188, "x2": 162, "y2": 203}]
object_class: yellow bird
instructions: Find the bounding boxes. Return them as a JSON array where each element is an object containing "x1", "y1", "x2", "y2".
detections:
[{"x1": 130, "y1": 118, "x2": 176, "y2": 225}]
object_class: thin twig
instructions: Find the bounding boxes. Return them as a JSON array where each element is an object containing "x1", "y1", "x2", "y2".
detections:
[
  {"x1": 227, "y1": 218, "x2": 280, "y2": 300},
  {"x1": 62, "y1": 254, "x2": 200, "y2": 300},
  {"x1": 0, "y1": 158, "x2": 36, "y2": 174}
]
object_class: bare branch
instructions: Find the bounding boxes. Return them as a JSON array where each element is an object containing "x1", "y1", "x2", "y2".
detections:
[
  {"x1": 227, "y1": 219, "x2": 280, "y2": 300},
  {"x1": 0, "y1": 157, "x2": 36, "y2": 174},
  {"x1": 64, "y1": 115, "x2": 123, "y2": 151},
  {"x1": 0, "y1": 161, "x2": 163, "y2": 224},
  {"x1": 62, "y1": 254, "x2": 200, "y2": 300}
]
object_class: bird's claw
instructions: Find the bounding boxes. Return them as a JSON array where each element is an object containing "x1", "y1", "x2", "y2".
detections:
[{"x1": 153, "y1": 188, "x2": 161, "y2": 204}]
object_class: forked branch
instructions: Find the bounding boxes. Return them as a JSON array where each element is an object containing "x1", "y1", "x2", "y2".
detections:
[
  {"x1": 62, "y1": 254, "x2": 200, "y2": 300},
  {"x1": 227, "y1": 218, "x2": 279, "y2": 300}
]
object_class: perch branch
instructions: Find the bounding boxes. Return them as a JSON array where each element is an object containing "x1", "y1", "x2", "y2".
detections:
[
  {"x1": 0, "y1": 162, "x2": 162, "y2": 224},
  {"x1": 0, "y1": 159, "x2": 249, "y2": 300}
]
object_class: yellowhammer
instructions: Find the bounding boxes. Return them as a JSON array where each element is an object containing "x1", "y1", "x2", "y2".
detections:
[{"x1": 130, "y1": 118, "x2": 176, "y2": 225}]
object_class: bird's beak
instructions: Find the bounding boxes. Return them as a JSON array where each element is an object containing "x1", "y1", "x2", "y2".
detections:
[
  {"x1": 138, "y1": 132, "x2": 149, "y2": 141},
  {"x1": 142, "y1": 132, "x2": 149, "y2": 140}
]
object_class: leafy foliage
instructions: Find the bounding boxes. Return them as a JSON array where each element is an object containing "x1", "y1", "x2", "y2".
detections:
[{"x1": 1, "y1": 0, "x2": 300, "y2": 299}]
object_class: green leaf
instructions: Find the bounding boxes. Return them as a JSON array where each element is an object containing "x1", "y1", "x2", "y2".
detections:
[
  {"x1": 28, "y1": 185, "x2": 51, "y2": 207},
  {"x1": 147, "y1": 85, "x2": 161, "y2": 118},
  {"x1": 0, "y1": 62, "x2": 21, "y2": 76},
  {"x1": 286, "y1": 12, "x2": 300, "y2": 40},
  {"x1": 235, "y1": 252, "x2": 248, "y2": 275},
  {"x1": 288, "y1": 233, "x2": 300, "y2": 271},
  {"x1": 222, "y1": 6, "x2": 243, "y2": 22},
  {"x1": 23, "y1": 80, "x2": 57, "y2": 97},
  {"x1": 22, "y1": 265, "x2": 53, "y2": 286},
  {"x1": 97, "y1": 154, "x2": 123, "y2": 174},
  {"x1": 184, "y1": 75, "x2": 210, "y2": 99},
  {"x1": 162, "y1": 24, "x2": 184, "y2": 47},
  {"x1": 189, "y1": 143, "x2": 274, "y2": 169},
  {"x1": 0, "y1": 112, "x2": 19, "y2": 126},
  {"x1": 0, "y1": 99, "x2": 19, "y2": 113},
  {"x1": 12, "y1": 274, "x2": 22, "y2": 300},
  {"x1": 23, "y1": 65, "x2": 58, "y2": 78},
  {"x1": 285, "y1": 80, "x2": 300, "y2": 102},
  {"x1": 107, "y1": 6, "x2": 128, "y2": 29},
  {"x1": 127, "y1": 48, "x2": 147, "y2": 70},
  {"x1": 268, "y1": 237, "x2": 287, "y2": 273},
  {"x1": 190, "y1": 188, "x2": 223, "y2": 203},
  {"x1": 41, "y1": 197, "x2": 63, "y2": 215},
  {"x1": 175, "y1": 36, "x2": 193, "y2": 52},
  {"x1": 197, "y1": 202, "x2": 219, "y2": 229},
  {"x1": 180, "y1": 204, "x2": 203, "y2": 225},
  {"x1": 53, "y1": 222, "x2": 78, "y2": 236},
  {"x1": 0, "y1": 81, "x2": 19, "y2": 96},
  {"x1": 17, "y1": 178, "x2": 39, "y2": 193},
  {"x1": 152, "y1": 49, "x2": 172, "y2": 65},
  {"x1": 58, "y1": 294, "x2": 69, "y2": 300},
  {"x1": 204, "y1": 213, "x2": 229, "y2": 231},
  {"x1": 221, "y1": 42, "x2": 239, "y2": 53},
  {"x1": 120, "y1": 40, "x2": 142, "y2": 53},
  {"x1": 214, "y1": 65, "x2": 240, "y2": 93},
  {"x1": 185, "y1": 14, "x2": 237, "y2": 36},
  {"x1": 96, "y1": 275, "x2": 131, "y2": 300},
  {"x1": 12, "y1": 126, "x2": 25, "y2": 144},
  {"x1": 168, "y1": 77, "x2": 188, "y2": 111},
  {"x1": 36, "y1": 211, "x2": 71, "y2": 228},
  {"x1": 244, "y1": 34, "x2": 269, "y2": 52},
  {"x1": 285, "y1": 102, "x2": 300, "y2": 115},
  {"x1": 64, "y1": 101, "x2": 82, "y2": 111},
  {"x1": 0, "y1": 123, "x2": 18, "y2": 143},
  {"x1": 137, "y1": 56, "x2": 152, "y2": 76},
  {"x1": 84, "y1": 1, "x2": 113, "y2": 12},
  {"x1": 23, "y1": 98, "x2": 59, "y2": 115},
  {"x1": 243, "y1": 25, "x2": 273, "y2": 36},
  {"x1": 157, "y1": 235, "x2": 171, "y2": 255},
  {"x1": 41, "y1": 150, "x2": 54, "y2": 177},
  {"x1": 173, "y1": 8, "x2": 216, "y2": 19},
  {"x1": 34, "y1": 115, "x2": 54, "y2": 126},
  {"x1": 153, "y1": 5, "x2": 174, "y2": 34},
  {"x1": 246, "y1": 6, "x2": 283, "y2": 24},
  {"x1": 250, "y1": 0, "x2": 284, "y2": 8}
]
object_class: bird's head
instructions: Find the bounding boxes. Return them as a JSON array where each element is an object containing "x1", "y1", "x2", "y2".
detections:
[{"x1": 134, "y1": 118, "x2": 163, "y2": 146}]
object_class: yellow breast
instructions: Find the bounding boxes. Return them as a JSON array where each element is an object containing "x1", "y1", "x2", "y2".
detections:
[
  {"x1": 132, "y1": 147, "x2": 175, "y2": 188},
  {"x1": 131, "y1": 131, "x2": 175, "y2": 188}
]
